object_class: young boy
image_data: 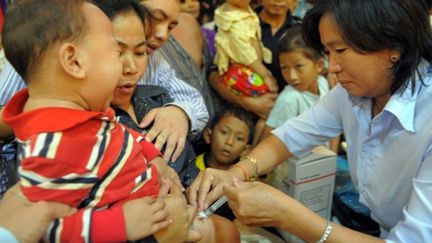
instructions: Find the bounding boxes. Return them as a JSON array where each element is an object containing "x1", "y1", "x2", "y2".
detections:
[
  {"x1": 195, "y1": 105, "x2": 254, "y2": 220},
  {"x1": 1, "y1": 0, "x2": 200, "y2": 242},
  {"x1": 197, "y1": 105, "x2": 254, "y2": 171}
]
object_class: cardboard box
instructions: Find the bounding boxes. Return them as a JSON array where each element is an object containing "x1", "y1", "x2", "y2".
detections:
[{"x1": 265, "y1": 146, "x2": 337, "y2": 243}]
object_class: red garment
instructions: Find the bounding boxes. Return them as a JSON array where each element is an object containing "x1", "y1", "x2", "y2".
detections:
[
  {"x1": 221, "y1": 64, "x2": 269, "y2": 97},
  {"x1": 3, "y1": 89, "x2": 161, "y2": 243},
  {"x1": 0, "y1": 2, "x2": 3, "y2": 33},
  {"x1": 0, "y1": 10, "x2": 3, "y2": 33}
]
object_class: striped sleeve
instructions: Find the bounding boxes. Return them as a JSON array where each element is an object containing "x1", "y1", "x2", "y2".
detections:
[
  {"x1": 21, "y1": 156, "x2": 128, "y2": 243},
  {"x1": 135, "y1": 135, "x2": 162, "y2": 161},
  {"x1": 45, "y1": 206, "x2": 127, "y2": 243},
  {"x1": 0, "y1": 61, "x2": 26, "y2": 106},
  {"x1": 18, "y1": 126, "x2": 133, "y2": 242}
]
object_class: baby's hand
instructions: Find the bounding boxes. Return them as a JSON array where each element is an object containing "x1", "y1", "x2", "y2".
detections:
[{"x1": 123, "y1": 197, "x2": 171, "y2": 241}]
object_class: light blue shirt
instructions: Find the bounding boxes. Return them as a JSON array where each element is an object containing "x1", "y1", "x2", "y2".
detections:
[
  {"x1": 273, "y1": 60, "x2": 432, "y2": 242},
  {"x1": 292, "y1": 0, "x2": 313, "y2": 18},
  {"x1": 0, "y1": 52, "x2": 209, "y2": 135},
  {"x1": 0, "y1": 227, "x2": 19, "y2": 243}
]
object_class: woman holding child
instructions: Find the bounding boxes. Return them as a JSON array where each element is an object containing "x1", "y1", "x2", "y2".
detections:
[
  {"x1": 2, "y1": 0, "x2": 239, "y2": 242},
  {"x1": 189, "y1": 0, "x2": 432, "y2": 242}
]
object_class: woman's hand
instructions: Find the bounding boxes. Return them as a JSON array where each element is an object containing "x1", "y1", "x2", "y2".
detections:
[
  {"x1": 154, "y1": 195, "x2": 202, "y2": 243},
  {"x1": 140, "y1": 106, "x2": 189, "y2": 162},
  {"x1": 187, "y1": 168, "x2": 241, "y2": 211},
  {"x1": 0, "y1": 185, "x2": 76, "y2": 243},
  {"x1": 223, "y1": 179, "x2": 290, "y2": 228}
]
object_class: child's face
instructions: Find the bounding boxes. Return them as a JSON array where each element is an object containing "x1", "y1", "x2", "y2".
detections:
[
  {"x1": 279, "y1": 50, "x2": 323, "y2": 93},
  {"x1": 79, "y1": 3, "x2": 122, "y2": 111},
  {"x1": 226, "y1": 0, "x2": 251, "y2": 9},
  {"x1": 110, "y1": 12, "x2": 149, "y2": 107},
  {"x1": 208, "y1": 115, "x2": 250, "y2": 166},
  {"x1": 180, "y1": 0, "x2": 200, "y2": 18}
]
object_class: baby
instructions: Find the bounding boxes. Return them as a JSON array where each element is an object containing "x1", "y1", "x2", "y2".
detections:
[
  {"x1": 2, "y1": 0, "x2": 237, "y2": 242},
  {"x1": 214, "y1": 0, "x2": 278, "y2": 97}
]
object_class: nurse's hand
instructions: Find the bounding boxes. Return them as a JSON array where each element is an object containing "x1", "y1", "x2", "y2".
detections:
[
  {"x1": 224, "y1": 179, "x2": 291, "y2": 228},
  {"x1": 187, "y1": 167, "x2": 242, "y2": 211}
]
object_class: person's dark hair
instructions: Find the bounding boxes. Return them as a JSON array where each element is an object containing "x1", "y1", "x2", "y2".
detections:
[
  {"x1": 208, "y1": 105, "x2": 255, "y2": 144},
  {"x1": 198, "y1": 0, "x2": 224, "y2": 23},
  {"x1": 426, "y1": 0, "x2": 432, "y2": 9},
  {"x1": 93, "y1": 0, "x2": 154, "y2": 38},
  {"x1": 302, "y1": 0, "x2": 432, "y2": 95},
  {"x1": 2, "y1": 0, "x2": 87, "y2": 80},
  {"x1": 306, "y1": 0, "x2": 319, "y2": 5},
  {"x1": 278, "y1": 26, "x2": 321, "y2": 61}
]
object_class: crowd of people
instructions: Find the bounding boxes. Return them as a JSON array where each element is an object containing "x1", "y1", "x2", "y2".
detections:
[{"x1": 0, "y1": 0, "x2": 431, "y2": 242}]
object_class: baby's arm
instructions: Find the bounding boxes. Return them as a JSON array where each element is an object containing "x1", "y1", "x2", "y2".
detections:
[
  {"x1": 19, "y1": 155, "x2": 170, "y2": 242},
  {"x1": 249, "y1": 39, "x2": 278, "y2": 93},
  {"x1": 193, "y1": 214, "x2": 240, "y2": 243},
  {"x1": 55, "y1": 198, "x2": 170, "y2": 242}
]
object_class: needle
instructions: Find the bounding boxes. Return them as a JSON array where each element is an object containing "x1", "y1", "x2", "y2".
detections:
[{"x1": 197, "y1": 195, "x2": 228, "y2": 219}]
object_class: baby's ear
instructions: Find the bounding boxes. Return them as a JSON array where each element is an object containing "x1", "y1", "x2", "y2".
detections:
[
  {"x1": 58, "y1": 42, "x2": 86, "y2": 79},
  {"x1": 203, "y1": 128, "x2": 212, "y2": 145}
]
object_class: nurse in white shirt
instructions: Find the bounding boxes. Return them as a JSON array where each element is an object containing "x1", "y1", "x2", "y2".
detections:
[{"x1": 188, "y1": 0, "x2": 432, "y2": 242}]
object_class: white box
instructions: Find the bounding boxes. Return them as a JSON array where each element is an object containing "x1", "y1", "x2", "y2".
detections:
[{"x1": 265, "y1": 146, "x2": 337, "y2": 243}]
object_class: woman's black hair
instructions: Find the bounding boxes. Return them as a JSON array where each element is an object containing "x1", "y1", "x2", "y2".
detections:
[
  {"x1": 92, "y1": 0, "x2": 154, "y2": 36},
  {"x1": 425, "y1": 0, "x2": 432, "y2": 9},
  {"x1": 302, "y1": 0, "x2": 432, "y2": 95},
  {"x1": 278, "y1": 26, "x2": 321, "y2": 61}
]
